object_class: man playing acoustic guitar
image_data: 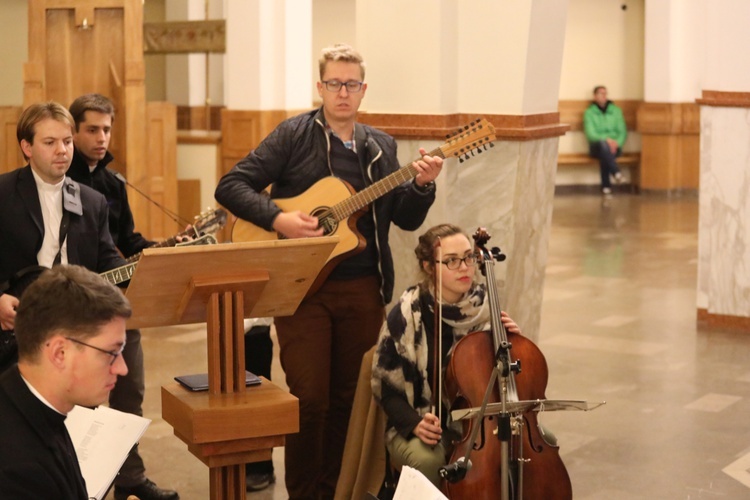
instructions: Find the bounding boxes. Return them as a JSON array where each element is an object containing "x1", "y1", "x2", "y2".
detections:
[{"x1": 215, "y1": 43, "x2": 443, "y2": 499}]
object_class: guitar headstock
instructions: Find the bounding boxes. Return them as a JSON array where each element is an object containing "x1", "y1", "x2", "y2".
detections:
[
  {"x1": 439, "y1": 118, "x2": 496, "y2": 163},
  {"x1": 193, "y1": 208, "x2": 228, "y2": 236}
]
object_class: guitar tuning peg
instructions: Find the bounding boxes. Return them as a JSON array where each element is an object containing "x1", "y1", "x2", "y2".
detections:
[
  {"x1": 476, "y1": 147, "x2": 482, "y2": 154},
  {"x1": 489, "y1": 143, "x2": 495, "y2": 148},
  {"x1": 459, "y1": 157, "x2": 465, "y2": 163}
]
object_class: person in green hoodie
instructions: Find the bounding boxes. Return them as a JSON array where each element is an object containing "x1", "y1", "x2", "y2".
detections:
[{"x1": 583, "y1": 86, "x2": 627, "y2": 196}]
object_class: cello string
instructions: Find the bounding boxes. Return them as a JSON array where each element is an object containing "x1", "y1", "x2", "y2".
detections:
[{"x1": 436, "y1": 239, "x2": 444, "y2": 427}]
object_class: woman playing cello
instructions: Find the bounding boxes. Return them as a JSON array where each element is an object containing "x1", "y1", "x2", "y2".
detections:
[{"x1": 370, "y1": 223, "x2": 522, "y2": 488}]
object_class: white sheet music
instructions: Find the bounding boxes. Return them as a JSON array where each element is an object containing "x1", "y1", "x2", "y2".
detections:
[
  {"x1": 65, "y1": 405, "x2": 151, "y2": 500},
  {"x1": 393, "y1": 466, "x2": 448, "y2": 500}
]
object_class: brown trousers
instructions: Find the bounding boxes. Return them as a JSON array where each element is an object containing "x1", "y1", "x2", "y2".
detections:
[{"x1": 275, "y1": 275, "x2": 384, "y2": 500}]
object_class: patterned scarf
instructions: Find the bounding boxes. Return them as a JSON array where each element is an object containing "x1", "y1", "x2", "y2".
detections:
[{"x1": 372, "y1": 282, "x2": 490, "y2": 442}]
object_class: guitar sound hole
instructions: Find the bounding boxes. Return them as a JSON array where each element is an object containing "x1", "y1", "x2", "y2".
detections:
[{"x1": 311, "y1": 207, "x2": 337, "y2": 236}]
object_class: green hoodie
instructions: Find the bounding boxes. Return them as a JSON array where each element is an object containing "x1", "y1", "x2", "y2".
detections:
[{"x1": 583, "y1": 102, "x2": 627, "y2": 147}]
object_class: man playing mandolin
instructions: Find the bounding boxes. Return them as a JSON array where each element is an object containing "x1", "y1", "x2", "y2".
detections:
[{"x1": 215, "y1": 43, "x2": 443, "y2": 499}]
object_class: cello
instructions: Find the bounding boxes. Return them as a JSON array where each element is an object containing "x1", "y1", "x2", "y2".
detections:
[{"x1": 441, "y1": 228, "x2": 572, "y2": 499}]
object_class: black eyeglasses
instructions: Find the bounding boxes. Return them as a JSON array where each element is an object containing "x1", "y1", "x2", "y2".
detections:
[
  {"x1": 65, "y1": 337, "x2": 124, "y2": 366},
  {"x1": 436, "y1": 255, "x2": 478, "y2": 270},
  {"x1": 321, "y1": 80, "x2": 364, "y2": 93}
]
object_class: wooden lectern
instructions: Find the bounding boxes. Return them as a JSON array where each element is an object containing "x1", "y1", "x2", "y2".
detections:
[{"x1": 124, "y1": 238, "x2": 338, "y2": 500}]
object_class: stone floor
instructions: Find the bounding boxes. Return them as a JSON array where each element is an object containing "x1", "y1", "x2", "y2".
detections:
[{"x1": 106, "y1": 192, "x2": 750, "y2": 499}]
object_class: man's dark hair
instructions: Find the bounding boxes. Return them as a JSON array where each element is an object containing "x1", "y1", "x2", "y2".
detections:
[
  {"x1": 69, "y1": 93, "x2": 116, "y2": 131},
  {"x1": 15, "y1": 265, "x2": 132, "y2": 361},
  {"x1": 593, "y1": 85, "x2": 607, "y2": 94}
]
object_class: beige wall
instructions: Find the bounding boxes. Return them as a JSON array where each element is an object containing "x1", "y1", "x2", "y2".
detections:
[
  {"x1": 559, "y1": 0, "x2": 644, "y2": 100},
  {"x1": 558, "y1": 0, "x2": 644, "y2": 162},
  {"x1": 0, "y1": 0, "x2": 646, "y2": 107},
  {"x1": 312, "y1": 0, "x2": 356, "y2": 106}
]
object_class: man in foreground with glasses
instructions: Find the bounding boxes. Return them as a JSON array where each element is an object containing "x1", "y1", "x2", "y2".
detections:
[
  {"x1": 0, "y1": 264, "x2": 131, "y2": 498},
  {"x1": 216, "y1": 43, "x2": 443, "y2": 498}
]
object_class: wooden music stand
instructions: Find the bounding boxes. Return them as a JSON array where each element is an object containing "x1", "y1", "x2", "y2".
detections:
[{"x1": 124, "y1": 238, "x2": 338, "y2": 500}]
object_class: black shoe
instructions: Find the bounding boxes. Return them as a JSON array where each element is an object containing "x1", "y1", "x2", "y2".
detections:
[
  {"x1": 114, "y1": 478, "x2": 179, "y2": 500},
  {"x1": 246, "y1": 472, "x2": 276, "y2": 492}
]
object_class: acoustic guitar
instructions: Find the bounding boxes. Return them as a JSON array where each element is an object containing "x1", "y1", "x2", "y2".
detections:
[{"x1": 231, "y1": 118, "x2": 497, "y2": 295}]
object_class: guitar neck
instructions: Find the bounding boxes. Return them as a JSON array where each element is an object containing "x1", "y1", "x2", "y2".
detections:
[
  {"x1": 332, "y1": 146, "x2": 446, "y2": 220},
  {"x1": 100, "y1": 262, "x2": 138, "y2": 286}
]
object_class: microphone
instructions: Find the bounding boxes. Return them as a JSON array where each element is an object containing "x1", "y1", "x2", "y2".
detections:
[{"x1": 439, "y1": 457, "x2": 472, "y2": 483}]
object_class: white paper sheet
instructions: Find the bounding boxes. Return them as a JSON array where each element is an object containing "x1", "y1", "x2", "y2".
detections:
[
  {"x1": 65, "y1": 405, "x2": 151, "y2": 500},
  {"x1": 393, "y1": 466, "x2": 448, "y2": 500}
]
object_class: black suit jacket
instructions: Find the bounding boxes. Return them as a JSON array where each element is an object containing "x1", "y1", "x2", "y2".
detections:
[
  {"x1": 0, "y1": 165, "x2": 125, "y2": 291},
  {"x1": 0, "y1": 366, "x2": 89, "y2": 499}
]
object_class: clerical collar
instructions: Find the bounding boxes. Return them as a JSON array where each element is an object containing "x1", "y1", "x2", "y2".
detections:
[
  {"x1": 30, "y1": 167, "x2": 65, "y2": 193},
  {"x1": 20, "y1": 372, "x2": 65, "y2": 415}
]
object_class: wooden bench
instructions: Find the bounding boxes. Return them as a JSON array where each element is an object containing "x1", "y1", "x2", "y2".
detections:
[{"x1": 557, "y1": 152, "x2": 641, "y2": 193}]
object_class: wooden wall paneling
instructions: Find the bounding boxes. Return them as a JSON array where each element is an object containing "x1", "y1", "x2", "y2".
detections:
[
  {"x1": 697, "y1": 90, "x2": 750, "y2": 108},
  {"x1": 145, "y1": 101, "x2": 178, "y2": 240},
  {"x1": 681, "y1": 103, "x2": 701, "y2": 134},
  {"x1": 39, "y1": 6, "x2": 125, "y2": 108},
  {"x1": 178, "y1": 179, "x2": 202, "y2": 230},
  {"x1": 640, "y1": 135, "x2": 678, "y2": 189},
  {"x1": 637, "y1": 102, "x2": 682, "y2": 134},
  {"x1": 358, "y1": 112, "x2": 569, "y2": 140},
  {"x1": 680, "y1": 134, "x2": 700, "y2": 188},
  {"x1": 0, "y1": 107, "x2": 23, "y2": 174},
  {"x1": 119, "y1": 0, "x2": 148, "y2": 236},
  {"x1": 220, "y1": 109, "x2": 288, "y2": 178},
  {"x1": 24, "y1": 0, "x2": 47, "y2": 106},
  {"x1": 637, "y1": 102, "x2": 700, "y2": 191}
]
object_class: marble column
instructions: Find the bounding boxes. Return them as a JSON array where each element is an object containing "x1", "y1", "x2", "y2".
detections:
[
  {"x1": 224, "y1": 0, "x2": 312, "y2": 111},
  {"x1": 355, "y1": 0, "x2": 570, "y2": 341},
  {"x1": 695, "y1": 0, "x2": 750, "y2": 330}
]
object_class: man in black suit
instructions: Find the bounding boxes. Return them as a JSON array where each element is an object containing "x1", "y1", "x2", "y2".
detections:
[
  {"x1": 0, "y1": 264, "x2": 132, "y2": 499},
  {"x1": 0, "y1": 101, "x2": 125, "y2": 333}
]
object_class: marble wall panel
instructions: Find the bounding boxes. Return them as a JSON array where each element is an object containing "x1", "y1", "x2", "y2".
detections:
[
  {"x1": 698, "y1": 107, "x2": 750, "y2": 317},
  {"x1": 389, "y1": 137, "x2": 560, "y2": 342}
]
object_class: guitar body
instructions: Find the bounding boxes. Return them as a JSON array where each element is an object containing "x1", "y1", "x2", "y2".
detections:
[{"x1": 231, "y1": 177, "x2": 366, "y2": 294}]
